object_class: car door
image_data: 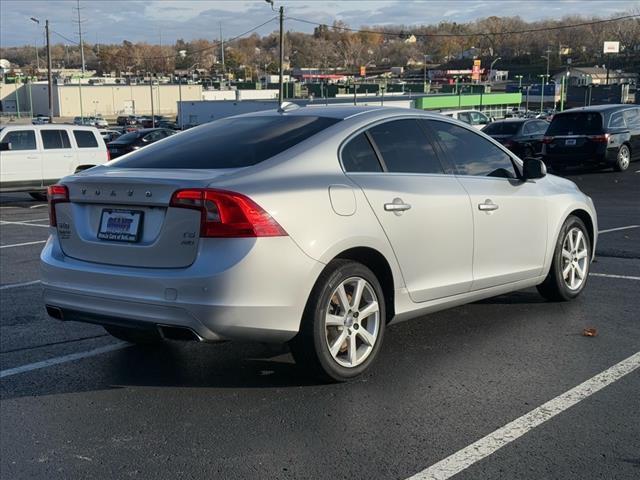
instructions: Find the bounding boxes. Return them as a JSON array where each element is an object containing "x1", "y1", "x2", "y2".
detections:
[
  {"x1": 622, "y1": 108, "x2": 640, "y2": 159},
  {"x1": 0, "y1": 128, "x2": 42, "y2": 190},
  {"x1": 343, "y1": 118, "x2": 473, "y2": 302},
  {"x1": 425, "y1": 119, "x2": 548, "y2": 290},
  {"x1": 40, "y1": 129, "x2": 77, "y2": 186}
]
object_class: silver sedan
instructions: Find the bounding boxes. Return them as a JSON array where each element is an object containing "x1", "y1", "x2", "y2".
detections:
[{"x1": 41, "y1": 106, "x2": 597, "y2": 381}]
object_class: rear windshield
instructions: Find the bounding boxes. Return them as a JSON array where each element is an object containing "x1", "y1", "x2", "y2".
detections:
[
  {"x1": 112, "y1": 116, "x2": 341, "y2": 169},
  {"x1": 112, "y1": 131, "x2": 142, "y2": 143},
  {"x1": 547, "y1": 112, "x2": 603, "y2": 135},
  {"x1": 482, "y1": 122, "x2": 522, "y2": 135}
]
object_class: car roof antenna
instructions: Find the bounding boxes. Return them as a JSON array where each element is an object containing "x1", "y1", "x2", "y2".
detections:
[{"x1": 278, "y1": 101, "x2": 300, "y2": 114}]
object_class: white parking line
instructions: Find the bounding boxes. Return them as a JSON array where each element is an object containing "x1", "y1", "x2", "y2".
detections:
[
  {"x1": 0, "y1": 342, "x2": 130, "y2": 379},
  {"x1": 407, "y1": 351, "x2": 640, "y2": 480},
  {"x1": 29, "y1": 204, "x2": 48, "y2": 209},
  {"x1": 590, "y1": 272, "x2": 640, "y2": 281},
  {"x1": 0, "y1": 240, "x2": 47, "y2": 249},
  {"x1": 598, "y1": 225, "x2": 639, "y2": 234},
  {"x1": 0, "y1": 280, "x2": 41, "y2": 290},
  {"x1": 0, "y1": 220, "x2": 49, "y2": 228}
]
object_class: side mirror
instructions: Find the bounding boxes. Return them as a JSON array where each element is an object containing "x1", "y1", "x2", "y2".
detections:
[
  {"x1": 0, "y1": 142, "x2": 12, "y2": 151},
  {"x1": 522, "y1": 158, "x2": 546, "y2": 180}
]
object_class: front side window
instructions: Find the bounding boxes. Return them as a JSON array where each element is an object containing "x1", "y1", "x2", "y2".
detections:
[
  {"x1": 469, "y1": 111, "x2": 489, "y2": 126},
  {"x1": 113, "y1": 115, "x2": 340, "y2": 169},
  {"x1": 2, "y1": 130, "x2": 37, "y2": 150},
  {"x1": 73, "y1": 130, "x2": 98, "y2": 148},
  {"x1": 341, "y1": 133, "x2": 382, "y2": 172},
  {"x1": 622, "y1": 108, "x2": 640, "y2": 129},
  {"x1": 426, "y1": 120, "x2": 517, "y2": 179},
  {"x1": 41, "y1": 130, "x2": 71, "y2": 149},
  {"x1": 368, "y1": 119, "x2": 444, "y2": 174}
]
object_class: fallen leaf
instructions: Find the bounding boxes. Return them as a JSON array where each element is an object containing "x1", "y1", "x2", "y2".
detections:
[{"x1": 582, "y1": 328, "x2": 597, "y2": 337}]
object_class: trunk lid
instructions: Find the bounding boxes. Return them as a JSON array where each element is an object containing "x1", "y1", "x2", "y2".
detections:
[{"x1": 54, "y1": 167, "x2": 239, "y2": 268}]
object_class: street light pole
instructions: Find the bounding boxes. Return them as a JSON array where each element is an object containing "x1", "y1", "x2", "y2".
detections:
[{"x1": 45, "y1": 20, "x2": 53, "y2": 122}]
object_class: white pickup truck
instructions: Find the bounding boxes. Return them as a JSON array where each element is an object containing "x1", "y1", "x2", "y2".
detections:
[{"x1": 0, "y1": 125, "x2": 109, "y2": 199}]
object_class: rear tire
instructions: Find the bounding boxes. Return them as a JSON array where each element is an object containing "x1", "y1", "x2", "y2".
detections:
[
  {"x1": 289, "y1": 260, "x2": 386, "y2": 382},
  {"x1": 613, "y1": 144, "x2": 630, "y2": 172},
  {"x1": 29, "y1": 192, "x2": 47, "y2": 201},
  {"x1": 104, "y1": 325, "x2": 163, "y2": 344},
  {"x1": 537, "y1": 215, "x2": 591, "y2": 301}
]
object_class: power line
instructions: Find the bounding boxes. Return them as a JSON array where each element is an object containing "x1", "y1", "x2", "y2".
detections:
[
  {"x1": 287, "y1": 13, "x2": 640, "y2": 38},
  {"x1": 50, "y1": 16, "x2": 277, "y2": 61}
]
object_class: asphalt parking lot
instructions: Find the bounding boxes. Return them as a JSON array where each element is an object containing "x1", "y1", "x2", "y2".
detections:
[{"x1": 1, "y1": 169, "x2": 639, "y2": 480}]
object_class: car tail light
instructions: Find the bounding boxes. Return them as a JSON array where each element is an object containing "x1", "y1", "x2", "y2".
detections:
[
  {"x1": 47, "y1": 184, "x2": 69, "y2": 226},
  {"x1": 587, "y1": 134, "x2": 610, "y2": 143},
  {"x1": 542, "y1": 136, "x2": 554, "y2": 144},
  {"x1": 170, "y1": 188, "x2": 287, "y2": 238},
  {"x1": 106, "y1": 149, "x2": 111, "y2": 162}
]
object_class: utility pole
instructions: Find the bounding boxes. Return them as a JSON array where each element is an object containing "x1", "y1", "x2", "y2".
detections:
[
  {"x1": 74, "y1": 0, "x2": 86, "y2": 73},
  {"x1": 278, "y1": 6, "x2": 284, "y2": 104},
  {"x1": 219, "y1": 23, "x2": 225, "y2": 88},
  {"x1": 150, "y1": 79, "x2": 155, "y2": 126},
  {"x1": 46, "y1": 20, "x2": 53, "y2": 122}
]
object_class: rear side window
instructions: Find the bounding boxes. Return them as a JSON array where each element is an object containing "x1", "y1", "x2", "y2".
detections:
[
  {"x1": 426, "y1": 120, "x2": 517, "y2": 178},
  {"x1": 113, "y1": 116, "x2": 340, "y2": 169},
  {"x1": 609, "y1": 112, "x2": 625, "y2": 128},
  {"x1": 2, "y1": 130, "x2": 37, "y2": 150},
  {"x1": 41, "y1": 130, "x2": 71, "y2": 149},
  {"x1": 547, "y1": 112, "x2": 603, "y2": 135},
  {"x1": 341, "y1": 133, "x2": 382, "y2": 172},
  {"x1": 73, "y1": 130, "x2": 98, "y2": 148},
  {"x1": 368, "y1": 119, "x2": 443, "y2": 174}
]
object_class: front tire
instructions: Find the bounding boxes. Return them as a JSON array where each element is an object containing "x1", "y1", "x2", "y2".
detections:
[
  {"x1": 289, "y1": 260, "x2": 386, "y2": 382},
  {"x1": 537, "y1": 215, "x2": 591, "y2": 301},
  {"x1": 104, "y1": 325, "x2": 163, "y2": 344},
  {"x1": 613, "y1": 144, "x2": 630, "y2": 172}
]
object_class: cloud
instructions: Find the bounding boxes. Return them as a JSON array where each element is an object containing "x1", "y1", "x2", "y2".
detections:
[{"x1": 0, "y1": 0, "x2": 636, "y2": 47}]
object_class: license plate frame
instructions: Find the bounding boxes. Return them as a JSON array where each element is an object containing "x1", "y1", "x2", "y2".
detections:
[
  {"x1": 97, "y1": 209, "x2": 144, "y2": 243},
  {"x1": 565, "y1": 139, "x2": 577, "y2": 146}
]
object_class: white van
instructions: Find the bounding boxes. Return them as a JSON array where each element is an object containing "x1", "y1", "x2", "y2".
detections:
[
  {"x1": 441, "y1": 109, "x2": 493, "y2": 129},
  {"x1": 0, "y1": 125, "x2": 109, "y2": 199}
]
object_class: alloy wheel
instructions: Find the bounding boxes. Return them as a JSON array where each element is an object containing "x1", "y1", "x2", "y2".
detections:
[
  {"x1": 561, "y1": 227, "x2": 589, "y2": 290},
  {"x1": 617, "y1": 145, "x2": 630, "y2": 170},
  {"x1": 324, "y1": 277, "x2": 380, "y2": 368}
]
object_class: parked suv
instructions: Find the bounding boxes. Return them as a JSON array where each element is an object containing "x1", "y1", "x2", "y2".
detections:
[
  {"x1": 0, "y1": 125, "x2": 109, "y2": 199},
  {"x1": 542, "y1": 105, "x2": 640, "y2": 172},
  {"x1": 441, "y1": 110, "x2": 492, "y2": 129}
]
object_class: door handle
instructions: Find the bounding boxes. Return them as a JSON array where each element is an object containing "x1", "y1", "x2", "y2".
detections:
[
  {"x1": 384, "y1": 198, "x2": 411, "y2": 215},
  {"x1": 478, "y1": 199, "x2": 499, "y2": 212},
  {"x1": 26, "y1": 156, "x2": 38, "y2": 159}
]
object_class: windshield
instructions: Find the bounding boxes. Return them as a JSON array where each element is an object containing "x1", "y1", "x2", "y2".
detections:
[
  {"x1": 483, "y1": 122, "x2": 522, "y2": 135},
  {"x1": 547, "y1": 112, "x2": 603, "y2": 135},
  {"x1": 112, "y1": 115, "x2": 341, "y2": 169}
]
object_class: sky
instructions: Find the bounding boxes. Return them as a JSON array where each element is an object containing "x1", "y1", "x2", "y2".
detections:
[{"x1": 1, "y1": 0, "x2": 636, "y2": 48}]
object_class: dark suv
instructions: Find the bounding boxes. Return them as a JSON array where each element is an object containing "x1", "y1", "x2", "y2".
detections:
[{"x1": 542, "y1": 105, "x2": 640, "y2": 172}]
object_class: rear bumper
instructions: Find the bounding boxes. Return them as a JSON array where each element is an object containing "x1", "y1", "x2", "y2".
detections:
[
  {"x1": 41, "y1": 233, "x2": 325, "y2": 343},
  {"x1": 543, "y1": 145, "x2": 615, "y2": 166}
]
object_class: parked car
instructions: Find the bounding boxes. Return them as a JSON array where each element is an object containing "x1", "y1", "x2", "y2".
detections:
[
  {"x1": 31, "y1": 114, "x2": 50, "y2": 125},
  {"x1": 139, "y1": 116, "x2": 167, "y2": 128},
  {"x1": 482, "y1": 118, "x2": 549, "y2": 158},
  {"x1": 157, "y1": 120, "x2": 180, "y2": 130},
  {"x1": 41, "y1": 107, "x2": 597, "y2": 381},
  {"x1": 542, "y1": 105, "x2": 640, "y2": 172},
  {"x1": 0, "y1": 124, "x2": 108, "y2": 199},
  {"x1": 116, "y1": 115, "x2": 138, "y2": 126},
  {"x1": 93, "y1": 116, "x2": 109, "y2": 128},
  {"x1": 100, "y1": 129, "x2": 122, "y2": 143},
  {"x1": 106, "y1": 128, "x2": 176, "y2": 159},
  {"x1": 441, "y1": 109, "x2": 492, "y2": 129},
  {"x1": 73, "y1": 116, "x2": 108, "y2": 128}
]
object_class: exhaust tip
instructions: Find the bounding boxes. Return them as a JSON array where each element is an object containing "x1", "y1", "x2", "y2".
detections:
[
  {"x1": 158, "y1": 325, "x2": 201, "y2": 342},
  {"x1": 46, "y1": 305, "x2": 64, "y2": 320}
]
